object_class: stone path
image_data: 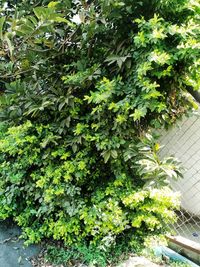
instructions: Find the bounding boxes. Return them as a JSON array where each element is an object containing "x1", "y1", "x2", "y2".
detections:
[
  {"x1": 0, "y1": 220, "x2": 40, "y2": 267},
  {"x1": 118, "y1": 256, "x2": 160, "y2": 267}
]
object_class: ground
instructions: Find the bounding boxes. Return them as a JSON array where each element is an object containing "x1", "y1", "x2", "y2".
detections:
[
  {"x1": 0, "y1": 220, "x2": 40, "y2": 267},
  {"x1": 0, "y1": 220, "x2": 163, "y2": 267}
]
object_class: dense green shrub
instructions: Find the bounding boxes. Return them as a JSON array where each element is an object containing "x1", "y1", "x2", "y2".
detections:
[
  {"x1": 0, "y1": 121, "x2": 181, "y2": 246},
  {"x1": 0, "y1": 0, "x2": 199, "y2": 262}
]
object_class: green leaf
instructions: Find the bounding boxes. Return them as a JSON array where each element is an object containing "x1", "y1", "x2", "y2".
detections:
[
  {"x1": 130, "y1": 107, "x2": 147, "y2": 121},
  {"x1": 0, "y1": 16, "x2": 5, "y2": 40},
  {"x1": 33, "y1": 7, "x2": 51, "y2": 20},
  {"x1": 105, "y1": 55, "x2": 130, "y2": 69},
  {"x1": 111, "y1": 150, "x2": 118, "y2": 159},
  {"x1": 58, "y1": 101, "x2": 65, "y2": 111},
  {"x1": 48, "y1": 1, "x2": 59, "y2": 8},
  {"x1": 102, "y1": 151, "x2": 111, "y2": 163},
  {"x1": 4, "y1": 34, "x2": 14, "y2": 60},
  {"x1": 51, "y1": 16, "x2": 71, "y2": 25}
]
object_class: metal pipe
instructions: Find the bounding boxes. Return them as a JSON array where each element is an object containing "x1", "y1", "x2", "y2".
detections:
[{"x1": 154, "y1": 246, "x2": 199, "y2": 267}]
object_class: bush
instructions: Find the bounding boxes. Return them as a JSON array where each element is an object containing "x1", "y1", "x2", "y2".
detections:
[
  {"x1": 0, "y1": 120, "x2": 181, "y2": 247},
  {"x1": 0, "y1": 0, "x2": 199, "y2": 263}
]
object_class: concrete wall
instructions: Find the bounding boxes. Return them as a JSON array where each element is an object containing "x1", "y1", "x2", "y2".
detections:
[{"x1": 159, "y1": 113, "x2": 200, "y2": 216}]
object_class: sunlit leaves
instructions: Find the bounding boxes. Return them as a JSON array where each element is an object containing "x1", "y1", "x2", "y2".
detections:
[
  {"x1": 149, "y1": 50, "x2": 171, "y2": 65},
  {"x1": 130, "y1": 107, "x2": 147, "y2": 121}
]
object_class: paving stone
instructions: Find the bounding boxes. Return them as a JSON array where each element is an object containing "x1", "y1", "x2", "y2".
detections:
[{"x1": 118, "y1": 256, "x2": 160, "y2": 267}]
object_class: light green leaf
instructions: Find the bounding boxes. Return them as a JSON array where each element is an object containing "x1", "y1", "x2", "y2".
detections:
[
  {"x1": 111, "y1": 150, "x2": 118, "y2": 159},
  {"x1": 0, "y1": 17, "x2": 5, "y2": 40},
  {"x1": 130, "y1": 107, "x2": 147, "y2": 121},
  {"x1": 4, "y1": 34, "x2": 14, "y2": 60},
  {"x1": 33, "y1": 7, "x2": 50, "y2": 20},
  {"x1": 52, "y1": 16, "x2": 71, "y2": 24},
  {"x1": 102, "y1": 151, "x2": 111, "y2": 163},
  {"x1": 48, "y1": 1, "x2": 59, "y2": 8}
]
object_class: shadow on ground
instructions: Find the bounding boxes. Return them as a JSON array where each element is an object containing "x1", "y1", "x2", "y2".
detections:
[{"x1": 0, "y1": 220, "x2": 40, "y2": 267}]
